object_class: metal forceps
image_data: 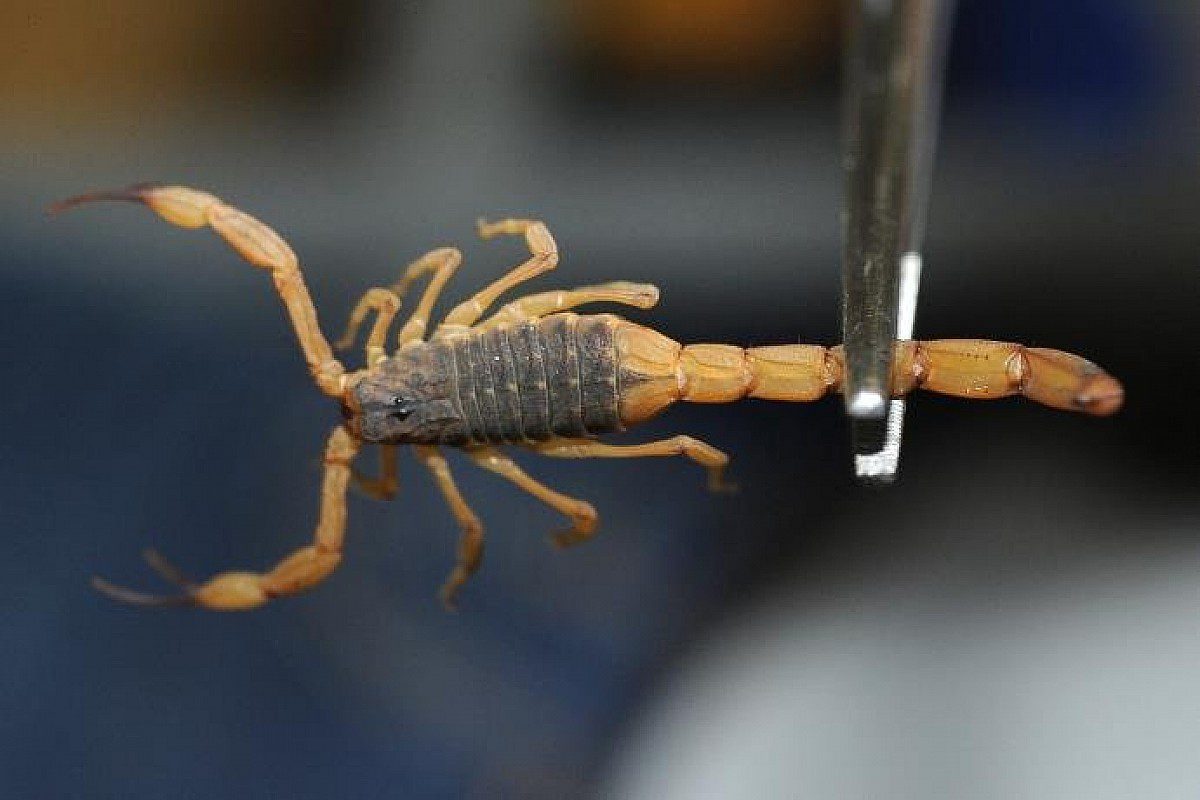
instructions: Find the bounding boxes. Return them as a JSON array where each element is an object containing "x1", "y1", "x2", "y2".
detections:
[{"x1": 841, "y1": 0, "x2": 953, "y2": 482}]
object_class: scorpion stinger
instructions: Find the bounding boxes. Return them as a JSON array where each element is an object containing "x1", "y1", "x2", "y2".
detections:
[{"x1": 56, "y1": 185, "x2": 1124, "y2": 612}]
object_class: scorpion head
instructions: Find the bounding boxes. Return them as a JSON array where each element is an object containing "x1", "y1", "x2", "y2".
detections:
[{"x1": 346, "y1": 351, "x2": 468, "y2": 445}]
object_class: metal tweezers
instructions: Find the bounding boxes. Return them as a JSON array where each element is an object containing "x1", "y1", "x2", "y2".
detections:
[{"x1": 841, "y1": 0, "x2": 954, "y2": 482}]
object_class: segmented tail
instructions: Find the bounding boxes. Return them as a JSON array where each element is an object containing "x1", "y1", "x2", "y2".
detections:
[{"x1": 613, "y1": 322, "x2": 1123, "y2": 426}]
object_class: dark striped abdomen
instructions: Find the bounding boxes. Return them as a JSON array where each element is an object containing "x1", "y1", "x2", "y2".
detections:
[{"x1": 448, "y1": 313, "x2": 620, "y2": 444}]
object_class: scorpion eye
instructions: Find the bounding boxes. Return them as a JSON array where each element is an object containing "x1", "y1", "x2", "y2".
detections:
[{"x1": 389, "y1": 395, "x2": 413, "y2": 420}]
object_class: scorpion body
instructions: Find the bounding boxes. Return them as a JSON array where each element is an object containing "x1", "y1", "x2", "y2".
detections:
[
  {"x1": 52, "y1": 185, "x2": 1124, "y2": 611},
  {"x1": 355, "y1": 313, "x2": 1120, "y2": 448},
  {"x1": 354, "y1": 313, "x2": 625, "y2": 446}
]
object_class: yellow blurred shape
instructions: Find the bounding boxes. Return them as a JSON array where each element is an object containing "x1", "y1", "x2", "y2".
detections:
[
  {"x1": 568, "y1": 0, "x2": 839, "y2": 79},
  {"x1": 0, "y1": 0, "x2": 353, "y2": 134}
]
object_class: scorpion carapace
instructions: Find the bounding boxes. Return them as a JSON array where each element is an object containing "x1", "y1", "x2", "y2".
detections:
[{"x1": 52, "y1": 185, "x2": 1124, "y2": 611}]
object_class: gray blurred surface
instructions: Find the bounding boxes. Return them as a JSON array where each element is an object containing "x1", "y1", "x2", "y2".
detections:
[{"x1": 605, "y1": 446, "x2": 1200, "y2": 799}]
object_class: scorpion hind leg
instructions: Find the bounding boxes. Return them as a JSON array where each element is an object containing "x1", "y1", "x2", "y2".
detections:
[
  {"x1": 532, "y1": 436, "x2": 738, "y2": 494},
  {"x1": 467, "y1": 446, "x2": 598, "y2": 549}
]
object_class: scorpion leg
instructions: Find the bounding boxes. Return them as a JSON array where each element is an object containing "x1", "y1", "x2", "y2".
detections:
[
  {"x1": 336, "y1": 288, "x2": 402, "y2": 366},
  {"x1": 466, "y1": 446, "x2": 599, "y2": 548},
  {"x1": 51, "y1": 185, "x2": 347, "y2": 397},
  {"x1": 352, "y1": 444, "x2": 400, "y2": 500},
  {"x1": 337, "y1": 247, "x2": 463, "y2": 360},
  {"x1": 395, "y1": 247, "x2": 463, "y2": 346},
  {"x1": 475, "y1": 282, "x2": 660, "y2": 330},
  {"x1": 92, "y1": 426, "x2": 360, "y2": 611},
  {"x1": 532, "y1": 436, "x2": 736, "y2": 493},
  {"x1": 436, "y1": 218, "x2": 559, "y2": 334},
  {"x1": 414, "y1": 446, "x2": 485, "y2": 608}
]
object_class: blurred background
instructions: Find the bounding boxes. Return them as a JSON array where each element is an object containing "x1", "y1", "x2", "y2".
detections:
[{"x1": 2, "y1": 1, "x2": 1197, "y2": 798}]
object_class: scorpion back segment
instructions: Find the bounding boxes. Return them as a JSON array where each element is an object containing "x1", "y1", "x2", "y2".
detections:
[{"x1": 52, "y1": 185, "x2": 1124, "y2": 612}]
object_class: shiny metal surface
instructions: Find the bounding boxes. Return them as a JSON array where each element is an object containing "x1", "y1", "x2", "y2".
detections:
[{"x1": 842, "y1": 0, "x2": 952, "y2": 481}]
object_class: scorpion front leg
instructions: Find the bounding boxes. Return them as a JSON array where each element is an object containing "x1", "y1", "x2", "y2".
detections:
[
  {"x1": 93, "y1": 427, "x2": 360, "y2": 611},
  {"x1": 532, "y1": 436, "x2": 736, "y2": 493},
  {"x1": 336, "y1": 288, "x2": 402, "y2": 367},
  {"x1": 414, "y1": 446, "x2": 485, "y2": 608},
  {"x1": 466, "y1": 446, "x2": 598, "y2": 548},
  {"x1": 352, "y1": 444, "x2": 400, "y2": 500},
  {"x1": 51, "y1": 185, "x2": 347, "y2": 397},
  {"x1": 394, "y1": 246, "x2": 464, "y2": 346},
  {"x1": 337, "y1": 247, "x2": 464, "y2": 363}
]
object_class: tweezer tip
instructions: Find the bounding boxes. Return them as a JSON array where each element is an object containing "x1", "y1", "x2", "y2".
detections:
[{"x1": 848, "y1": 390, "x2": 888, "y2": 418}]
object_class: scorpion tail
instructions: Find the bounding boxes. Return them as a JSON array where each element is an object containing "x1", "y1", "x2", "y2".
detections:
[
  {"x1": 614, "y1": 321, "x2": 1123, "y2": 420},
  {"x1": 613, "y1": 320, "x2": 846, "y2": 426},
  {"x1": 725, "y1": 339, "x2": 1123, "y2": 416}
]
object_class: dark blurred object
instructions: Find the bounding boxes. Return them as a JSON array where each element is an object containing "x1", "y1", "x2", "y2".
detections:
[{"x1": 950, "y1": 0, "x2": 1167, "y2": 133}]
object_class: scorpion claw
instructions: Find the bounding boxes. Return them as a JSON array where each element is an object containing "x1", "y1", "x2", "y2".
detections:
[
  {"x1": 90, "y1": 548, "x2": 199, "y2": 607},
  {"x1": 142, "y1": 548, "x2": 196, "y2": 588},
  {"x1": 46, "y1": 183, "x2": 159, "y2": 216},
  {"x1": 90, "y1": 576, "x2": 194, "y2": 608},
  {"x1": 438, "y1": 585, "x2": 462, "y2": 612}
]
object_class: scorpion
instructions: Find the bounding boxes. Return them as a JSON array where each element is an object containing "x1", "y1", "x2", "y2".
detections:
[{"x1": 51, "y1": 185, "x2": 1124, "y2": 611}]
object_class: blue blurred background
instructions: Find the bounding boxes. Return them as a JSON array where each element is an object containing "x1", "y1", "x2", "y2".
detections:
[{"x1": 1, "y1": 1, "x2": 1197, "y2": 798}]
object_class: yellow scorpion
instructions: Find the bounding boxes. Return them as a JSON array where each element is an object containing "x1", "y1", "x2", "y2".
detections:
[{"x1": 52, "y1": 185, "x2": 1124, "y2": 610}]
